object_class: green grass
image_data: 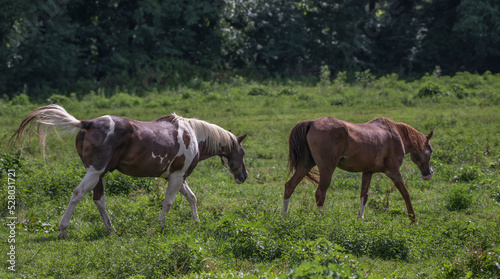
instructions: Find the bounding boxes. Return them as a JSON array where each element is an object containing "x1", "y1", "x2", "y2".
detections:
[{"x1": 1, "y1": 72, "x2": 500, "y2": 278}]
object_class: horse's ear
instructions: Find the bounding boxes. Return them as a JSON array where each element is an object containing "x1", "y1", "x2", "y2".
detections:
[
  {"x1": 426, "y1": 130, "x2": 434, "y2": 140},
  {"x1": 237, "y1": 133, "x2": 248, "y2": 143}
]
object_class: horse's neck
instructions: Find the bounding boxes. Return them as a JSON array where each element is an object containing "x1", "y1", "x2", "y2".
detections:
[
  {"x1": 393, "y1": 123, "x2": 422, "y2": 154},
  {"x1": 197, "y1": 141, "x2": 221, "y2": 161}
]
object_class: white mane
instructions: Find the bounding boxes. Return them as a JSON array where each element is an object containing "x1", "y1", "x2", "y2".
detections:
[{"x1": 172, "y1": 113, "x2": 237, "y2": 154}]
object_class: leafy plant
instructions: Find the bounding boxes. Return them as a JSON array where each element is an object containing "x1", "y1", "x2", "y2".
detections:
[
  {"x1": 445, "y1": 185, "x2": 475, "y2": 211},
  {"x1": 248, "y1": 86, "x2": 274, "y2": 96},
  {"x1": 417, "y1": 83, "x2": 444, "y2": 98},
  {"x1": 454, "y1": 166, "x2": 481, "y2": 182}
]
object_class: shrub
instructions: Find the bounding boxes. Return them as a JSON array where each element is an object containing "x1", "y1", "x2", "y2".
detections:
[
  {"x1": 105, "y1": 172, "x2": 154, "y2": 196},
  {"x1": 355, "y1": 70, "x2": 374, "y2": 87},
  {"x1": 449, "y1": 84, "x2": 469, "y2": 99},
  {"x1": 439, "y1": 247, "x2": 500, "y2": 279},
  {"x1": 454, "y1": 166, "x2": 481, "y2": 182},
  {"x1": 47, "y1": 94, "x2": 71, "y2": 105},
  {"x1": 445, "y1": 185, "x2": 474, "y2": 211},
  {"x1": 109, "y1": 93, "x2": 143, "y2": 107},
  {"x1": 417, "y1": 83, "x2": 444, "y2": 98},
  {"x1": 248, "y1": 86, "x2": 273, "y2": 96},
  {"x1": 319, "y1": 65, "x2": 331, "y2": 87},
  {"x1": 369, "y1": 235, "x2": 409, "y2": 260},
  {"x1": 10, "y1": 94, "x2": 31, "y2": 106},
  {"x1": 278, "y1": 87, "x2": 298, "y2": 96},
  {"x1": 288, "y1": 260, "x2": 368, "y2": 279},
  {"x1": 0, "y1": 152, "x2": 22, "y2": 180}
]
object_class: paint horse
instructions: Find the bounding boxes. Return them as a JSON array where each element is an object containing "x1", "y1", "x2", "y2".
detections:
[
  {"x1": 283, "y1": 117, "x2": 434, "y2": 221},
  {"x1": 10, "y1": 105, "x2": 248, "y2": 238}
]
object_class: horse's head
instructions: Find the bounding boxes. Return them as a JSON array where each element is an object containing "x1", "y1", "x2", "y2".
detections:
[
  {"x1": 410, "y1": 130, "x2": 434, "y2": 180},
  {"x1": 221, "y1": 133, "x2": 248, "y2": 184}
]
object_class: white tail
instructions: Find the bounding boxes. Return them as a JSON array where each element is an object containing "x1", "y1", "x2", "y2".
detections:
[{"x1": 9, "y1": 104, "x2": 82, "y2": 156}]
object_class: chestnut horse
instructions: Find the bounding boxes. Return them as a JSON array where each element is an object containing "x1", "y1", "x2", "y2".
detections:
[
  {"x1": 10, "y1": 105, "x2": 248, "y2": 238},
  {"x1": 283, "y1": 117, "x2": 433, "y2": 221}
]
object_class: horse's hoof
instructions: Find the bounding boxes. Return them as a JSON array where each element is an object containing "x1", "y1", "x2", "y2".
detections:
[{"x1": 58, "y1": 232, "x2": 68, "y2": 239}]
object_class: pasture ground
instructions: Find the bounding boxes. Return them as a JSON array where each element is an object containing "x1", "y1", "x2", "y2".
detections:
[{"x1": 1, "y1": 72, "x2": 499, "y2": 278}]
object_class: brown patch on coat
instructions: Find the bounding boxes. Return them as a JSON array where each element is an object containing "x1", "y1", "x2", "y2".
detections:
[
  {"x1": 93, "y1": 177, "x2": 104, "y2": 200},
  {"x1": 170, "y1": 154, "x2": 186, "y2": 173},
  {"x1": 183, "y1": 130, "x2": 191, "y2": 149}
]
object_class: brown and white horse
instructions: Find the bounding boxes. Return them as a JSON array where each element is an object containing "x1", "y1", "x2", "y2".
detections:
[
  {"x1": 10, "y1": 105, "x2": 248, "y2": 238},
  {"x1": 283, "y1": 117, "x2": 434, "y2": 221}
]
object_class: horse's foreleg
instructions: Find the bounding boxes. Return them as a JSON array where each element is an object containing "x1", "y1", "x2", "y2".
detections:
[
  {"x1": 93, "y1": 176, "x2": 116, "y2": 234},
  {"x1": 158, "y1": 174, "x2": 184, "y2": 224},
  {"x1": 59, "y1": 166, "x2": 103, "y2": 238},
  {"x1": 283, "y1": 166, "x2": 311, "y2": 214},
  {"x1": 179, "y1": 181, "x2": 198, "y2": 220},
  {"x1": 385, "y1": 169, "x2": 416, "y2": 222},
  {"x1": 357, "y1": 172, "x2": 373, "y2": 219}
]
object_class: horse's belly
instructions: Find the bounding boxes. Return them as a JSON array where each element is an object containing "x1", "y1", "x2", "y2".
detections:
[{"x1": 337, "y1": 157, "x2": 384, "y2": 173}]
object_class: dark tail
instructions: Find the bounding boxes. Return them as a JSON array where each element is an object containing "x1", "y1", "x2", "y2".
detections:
[
  {"x1": 288, "y1": 120, "x2": 319, "y2": 185},
  {"x1": 9, "y1": 104, "x2": 83, "y2": 156}
]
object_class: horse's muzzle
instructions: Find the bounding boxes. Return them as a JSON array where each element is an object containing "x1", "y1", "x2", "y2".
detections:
[
  {"x1": 422, "y1": 168, "x2": 434, "y2": 180},
  {"x1": 235, "y1": 171, "x2": 248, "y2": 184}
]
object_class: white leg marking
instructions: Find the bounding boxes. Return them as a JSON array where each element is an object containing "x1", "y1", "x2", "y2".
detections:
[
  {"x1": 59, "y1": 166, "x2": 104, "y2": 237},
  {"x1": 158, "y1": 174, "x2": 184, "y2": 223},
  {"x1": 179, "y1": 182, "x2": 198, "y2": 220},
  {"x1": 358, "y1": 197, "x2": 365, "y2": 219},
  {"x1": 94, "y1": 195, "x2": 116, "y2": 233},
  {"x1": 282, "y1": 198, "x2": 290, "y2": 214}
]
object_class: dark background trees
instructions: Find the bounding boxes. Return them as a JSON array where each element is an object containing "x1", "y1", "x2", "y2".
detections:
[{"x1": 1, "y1": 0, "x2": 499, "y2": 98}]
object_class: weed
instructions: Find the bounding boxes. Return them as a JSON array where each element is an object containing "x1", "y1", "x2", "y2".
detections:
[
  {"x1": 453, "y1": 166, "x2": 481, "y2": 182},
  {"x1": 417, "y1": 83, "x2": 444, "y2": 98},
  {"x1": 445, "y1": 185, "x2": 474, "y2": 211}
]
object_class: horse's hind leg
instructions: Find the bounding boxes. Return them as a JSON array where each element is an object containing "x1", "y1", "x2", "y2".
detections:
[
  {"x1": 93, "y1": 176, "x2": 116, "y2": 233},
  {"x1": 357, "y1": 172, "x2": 373, "y2": 219},
  {"x1": 59, "y1": 166, "x2": 104, "y2": 238},
  {"x1": 314, "y1": 165, "x2": 336, "y2": 211},
  {"x1": 179, "y1": 181, "x2": 198, "y2": 220},
  {"x1": 283, "y1": 164, "x2": 312, "y2": 214}
]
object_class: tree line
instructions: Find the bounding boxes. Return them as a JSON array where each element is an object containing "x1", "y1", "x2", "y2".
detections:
[{"x1": 1, "y1": 0, "x2": 499, "y2": 98}]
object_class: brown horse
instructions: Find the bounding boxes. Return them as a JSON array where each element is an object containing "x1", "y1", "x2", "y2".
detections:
[
  {"x1": 283, "y1": 117, "x2": 433, "y2": 221},
  {"x1": 10, "y1": 105, "x2": 248, "y2": 238}
]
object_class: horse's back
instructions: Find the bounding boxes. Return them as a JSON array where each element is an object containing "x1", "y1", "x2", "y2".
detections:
[
  {"x1": 75, "y1": 114, "x2": 190, "y2": 176},
  {"x1": 306, "y1": 117, "x2": 404, "y2": 173}
]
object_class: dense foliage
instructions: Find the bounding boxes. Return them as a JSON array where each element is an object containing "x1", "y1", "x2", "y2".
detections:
[
  {"x1": 0, "y1": 72, "x2": 499, "y2": 278},
  {"x1": 1, "y1": 0, "x2": 500, "y2": 98}
]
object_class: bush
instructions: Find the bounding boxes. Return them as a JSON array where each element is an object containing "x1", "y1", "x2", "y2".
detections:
[
  {"x1": 454, "y1": 166, "x2": 481, "y2": 182},
  {"x1": 439, "y1": 247, "x2": 500, "y2": 279},
  {"x1": 105, "y1": 172, "x2": 154, "y2": 196},
  {"x1": 445, "y1": 185, "x2": 474, "y2": 211},
  {"x1": 288, "y1": 261, "x2": 361, "y2": 279},
  {"x1": 417, "y1": 83, "x2": 444, "y2": 98},
  {"x1": 278, "y1": 87, "x2": 298, "y2": 96},
  {"x1": 109, "y1": 93, "x2": 143, "y2": 107},
  {"x1": 248, "y1": 86, "x2": 273, "y2": 96},
  {"x1": 10, "y1": 94, "x2": 30, "y2": 106},
  {"x1": 47, "y1": 94, "x2": 71, "y2": 105}
]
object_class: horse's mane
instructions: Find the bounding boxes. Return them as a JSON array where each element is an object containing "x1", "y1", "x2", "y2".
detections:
[
  {"x1": 381, "y1": 118, "x2": 425, "y2": 152},
  {"x1": 172, "y1": 113, "x2": 237, "y2": 154}
]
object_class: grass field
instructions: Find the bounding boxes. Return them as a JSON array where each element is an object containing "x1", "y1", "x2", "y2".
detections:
[{"x1": 1, "y1": 72, "x2": 500, "y2": 278}]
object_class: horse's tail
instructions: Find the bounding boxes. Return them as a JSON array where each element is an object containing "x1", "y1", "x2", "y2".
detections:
[
  {"x1": 288, "y1": 120, "x2": 319, "y2": 185},
  {"x1": 9, "y1": 104, "x2": 83, "y2": 156}
]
